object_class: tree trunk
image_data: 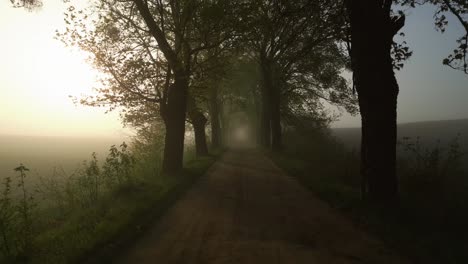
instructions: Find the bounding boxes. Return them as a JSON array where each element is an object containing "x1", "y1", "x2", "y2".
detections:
[
  {"x1": 259, "y1": 82, "x2": 271, "y2": 148},
  {"x1": 162, "y1": 76, "x2": 188, "y2": 175},
  {"x1": 270, "y1": 80, "x2": 282, "y2": 151},
  {"x1": 192, "y1": 115, "x2": 208, "y2": 157},
  {"x1": 209, "y1": 88, "x2": 222, "y2": 149},
  {"x1": 260, "y1": 56, "x2": 282, "y2": 150},
  {"x1": 347, "y1": 0, "x2": 403, "y2": 204},
  {"x1": 259, "y1": 57, "x2": 272, "y2": 148},
  {"x1": 252, "y1": 85, "x2": 262, "y2": 146},
  {"x1": 188, "y1": 95, "x2": 209, "y2": 157},
  {"x1": 192, "y1": 114, "x2": 209, "y2": 157}
]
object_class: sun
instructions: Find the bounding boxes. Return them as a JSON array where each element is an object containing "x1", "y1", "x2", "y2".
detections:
[{"x1": 0, "y1": 1, "x2": 126, "y2": 137}]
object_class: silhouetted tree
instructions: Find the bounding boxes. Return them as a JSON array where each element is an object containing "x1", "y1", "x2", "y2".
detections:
[
  {"x1": 246, "y1": 0, "x2": 353, "y2": 150},
  {"x1": 61, "y1": 0, "x2": 236, "y2": 174},
  {"x1": 344, "y1": 0, "x2": 411, "y2": 204},
  {"x1": 344, "y1": 0, "x2": 466, "y2": 204}
]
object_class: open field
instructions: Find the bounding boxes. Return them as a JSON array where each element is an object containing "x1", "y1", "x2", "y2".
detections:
[
  {"x1": 0, "y1": 134, "x2": 125, "y2": 182},
  {"x1": 333, "y1": 119, "x2": 468, "y2": 149},
  {"x1": 332, "y1": 119, "x2": 468, "y2": 169}
]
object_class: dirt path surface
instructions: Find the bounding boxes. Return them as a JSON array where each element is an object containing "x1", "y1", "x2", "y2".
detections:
[{"x1": 117, "y1": 150, "x2": 409, "y2": 264}]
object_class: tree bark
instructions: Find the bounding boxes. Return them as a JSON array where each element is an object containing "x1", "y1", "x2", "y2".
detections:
[
  {"x1": 260, "y1": 57, "x2": 282, "y2": 150},
  {"x1": 252, "y1": 84, "x2": 262, "y2": 146},
  {"x1": 259, "y1": 81, "x2": 271, "y2": 148},
  {"x1": 188, "y1": 95, "x2": 209, "y2": 157},
  {"x1": 259, "y1": 56, "x2": 272, "y2": 148},
  {"x1": 192, "y1": 113, "x2": 209, "y2": 157},
  {"x1": 209, "y1": 88, "x2": 222, "y2": 149},
  {"x1": 162, "y1": 76, "x2": 188, "y2": 175},
  {"x1": 133, "y1": 0, "x2": 189, "y2": 175},
  {"x1": 347, "y1": 0, "x2": 403, "y2": 204},
  {"x1": 270, "y1": 78, "x2": 282, "y2": 151}
]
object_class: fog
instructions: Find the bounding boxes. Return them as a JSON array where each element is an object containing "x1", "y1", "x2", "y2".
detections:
[{"x1": 0, "y1": 134, "x2": 125, "y2": 181}]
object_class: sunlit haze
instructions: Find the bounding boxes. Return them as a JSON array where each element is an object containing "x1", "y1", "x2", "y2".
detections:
[
  {"x1": 0, "y1": 1, "x2": 467, "y2": 135},
  {"x1": 0, "y1": 0, "x2": 129, "y2": 138}
]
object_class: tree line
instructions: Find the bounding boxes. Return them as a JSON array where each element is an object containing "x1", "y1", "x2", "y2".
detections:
[{"x1": 11, "y1": 0, "x2": 468, "y2": 205}]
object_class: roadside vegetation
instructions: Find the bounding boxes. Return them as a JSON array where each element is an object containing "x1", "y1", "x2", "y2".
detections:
[
  {"x1": 3, "y1": 0, "x2": 467, "y2": 263},
  {"x1": 270, "y1": 128, "x2": 468, "y2": 264},
  {"x1": 0, "y1": 137, "x2": 220, "y2": 264}
]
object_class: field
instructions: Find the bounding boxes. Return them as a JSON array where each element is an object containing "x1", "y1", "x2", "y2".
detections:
[
  {"x1": 270, "y1": 119, "x2": 468, "y2": 264},
  {"x1": 332, "y1": 119, "x2": 468, "y2": 169},
  {"x1": 0, "y1": 135, "x2": 125, "y2": 182}
]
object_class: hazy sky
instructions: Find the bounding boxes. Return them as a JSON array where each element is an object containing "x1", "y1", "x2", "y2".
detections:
[
  {"x1": 0, "y1": 1, "x2": 467, "y2": 137},
  {"x1": 0, "y1": 0, "x2": 128, "y2": 137},
  {"x1": 336, "y1": 5, "x2": 468, "y2": 127}
]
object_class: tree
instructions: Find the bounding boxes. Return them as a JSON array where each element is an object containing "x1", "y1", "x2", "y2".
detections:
[
  {"x1": 344, "y1": 0, "x2": 412, "y2": 204},
  {"x1": 61, "y1": 0, "x2": 235, "y2": 174},
  {"x1": 187, "y1": 94, "x2": 209, "y2": 156},
  {"x1": 344, "y1": 0, "x2": 466, "y2": 204},
  {"x1": 190, "y1": 52, "x2": 227, "y2": 150},
  {"x1": 246, "y1": 0, "x2": 351, "y2": 150}
]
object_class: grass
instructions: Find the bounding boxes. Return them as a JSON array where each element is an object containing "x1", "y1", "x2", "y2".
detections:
[
  {"x1": 73, "y1": 154, "x2": 221, "y2": 264},
  {"x1": 1, "y1": 139, "x2": 222, "y2": 264},
  {"x1": 269, "y1": 130, "x2": 468, "y2": 264}
]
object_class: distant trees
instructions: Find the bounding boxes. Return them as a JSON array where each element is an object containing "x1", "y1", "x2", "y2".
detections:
[
  {"x1": 61, "y1": 0, "x2": 238, "y2": 174},
  {"x1": 244, "y1": 0, "x2": 355, "y2": 150}
]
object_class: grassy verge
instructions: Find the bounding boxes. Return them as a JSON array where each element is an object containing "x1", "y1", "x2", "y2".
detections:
[
  {"x1": 7, "y1": 150, "x2": 221, "y2": 264},
  {"x1": 75, "y1": 153, "x2": 221, "y2": 264},
  {"x1": 269, "y1": 146, "x2": 468, "y2": 264}
]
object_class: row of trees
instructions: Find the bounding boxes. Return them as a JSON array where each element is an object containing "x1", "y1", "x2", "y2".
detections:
[{"x1": 47, "y1": 0, "x2": 467, "y2": 204}]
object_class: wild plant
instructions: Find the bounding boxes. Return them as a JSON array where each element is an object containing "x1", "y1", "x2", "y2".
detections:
[
  {"x1": 36, "y1": 167, "x2": 69, "y2": 218},
  {"x1": 102, "y1": 142, "x2": 135, "y2": 188},
  {"x1": 399, "y1": 136, "x2": 464, "y2": 184},
  {"x1": 398, "y1": 136, "x2": 466, "y2": 218},
  {"x1": 14, "y1": 164, "x2": 36, "y2": 257},
  {"x1": 0, "y1": 177, "x2": 15, "y2": 259},
  {"x1": 75, "y1": 152, "x2": 101, "y2": 206}
]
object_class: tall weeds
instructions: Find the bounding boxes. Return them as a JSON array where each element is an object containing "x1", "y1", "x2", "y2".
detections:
[{"x1": 0, "y1": 142, "x2": 139, "y2": 262}]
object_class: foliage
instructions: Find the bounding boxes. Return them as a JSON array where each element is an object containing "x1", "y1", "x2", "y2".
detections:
[
  {"x1": 401, "y1": 0, "x2": 468, "y2": 73},
  {"x1": 246, "y1": 0, "x2": 358, "y2": 121},
  {"x1": 9, "y1": 0, "x2": 42, "y2": 10},
  {"x1": 0, "y1": 135, "x2": 215, "y2": 263},
  {"x1": 58, "y1": 0, "x2": 241, "y2": 130},
  {"x1": 272, "y1": 129, "x2": 468, "y2": 264},
  {"x1": 0, "y1": 165, "x2": 37, "y2": 262},
  {"x1": 398, "y1": 136, "x2": 466, "y2": 215},
  {"x1": 102, "y1": 143, "x2": 136, "y2": 188},
  {"x1": 0, "y1": 177, "x2": 15, "y2": 260}
]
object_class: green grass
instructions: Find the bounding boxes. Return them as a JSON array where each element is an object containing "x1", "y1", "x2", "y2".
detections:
[
  {"x1": 269, "y1": 131, "x2": 468, "y2": 264},
  {"x1": 71, "y1": 154, "x2": 220, "y2": 264},
  {"x1": 2, "y1": 147, "x2": 221, "y2": 264},
  {"x1": 41, "y1": 153, "x2": 216, "y2": 263}
]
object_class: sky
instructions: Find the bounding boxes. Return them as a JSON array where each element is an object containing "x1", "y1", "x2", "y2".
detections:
[
  {"x1": 0, "y1": 1, "x2": 467, "y2": 138},
  {"x1": 335, "y1": 5, "x2": 468, "y2": 127},
  {"x1": 0, "y1": 0, "x2": 129, "y2": 138}
]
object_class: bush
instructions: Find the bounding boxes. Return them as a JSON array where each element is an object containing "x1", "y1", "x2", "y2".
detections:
[
  {"x1": 0, "y1": 135, "x2": 210, "y2": 263},
  {"x1": 271, "y1": 128, "x2": 468, "y2": 264},
  {"x1": 0, "y1": 165, "x2": 37, "y2": 262}
]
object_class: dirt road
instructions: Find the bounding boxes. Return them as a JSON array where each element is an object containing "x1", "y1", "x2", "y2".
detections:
[{"x1": 117, "y1": 150, "x2": 409, "y2": 264}]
